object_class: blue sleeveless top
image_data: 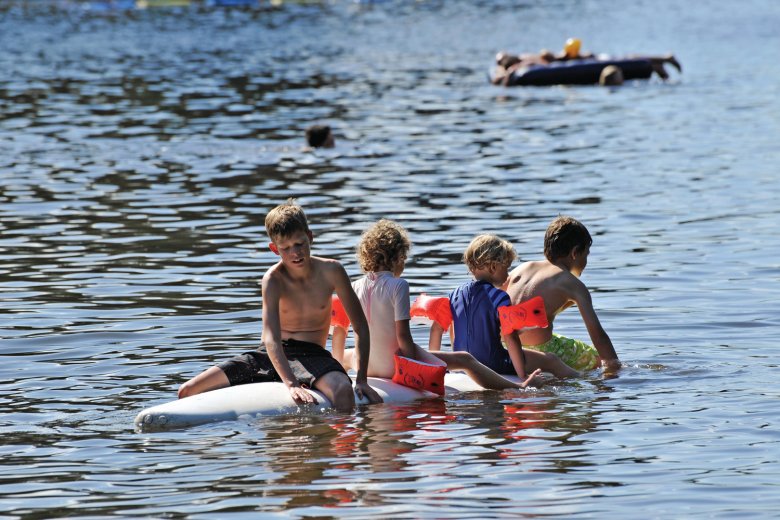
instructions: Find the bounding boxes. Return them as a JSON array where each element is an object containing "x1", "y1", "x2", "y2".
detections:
[{"x1": 449, "y1": 280, "x2": 515, "y2": 374}]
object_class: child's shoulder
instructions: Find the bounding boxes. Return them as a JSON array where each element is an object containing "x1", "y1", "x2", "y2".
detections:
[
  {"x1": 511, "y1": 259, "x2": 548, "y2": 274},
  {"x1": 262, "y1": 260, "x2": 284, "y2": 281},
  {"x1": 310, "y1": 255, "x2": 343, "y2": 268},
  {"x1": 363, "y1": 272, "x2": 409, "y2": 291},
  {"x1": 490, "y1": 284, "x2": 512, "y2": 302},
  {"x1": 309, "y1": 256, "x2": 350, "y2": 282},
  {"x1": 515, "y1": 260, "x2": 569, "y2": 285},
  {"x1": 389, "y1": 274, "x2": 410, "y2": 292},
  {"x1": 457, "y1": 278, "x2": 478, "y2": 289}
]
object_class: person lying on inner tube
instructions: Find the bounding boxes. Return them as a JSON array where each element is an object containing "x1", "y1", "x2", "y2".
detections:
[
  {"x1": 492, "y1": 38, "x2": 681, "y2": 85},
  {"x1": 492, "y1": 38, "x2": 593, "y2": 85}
]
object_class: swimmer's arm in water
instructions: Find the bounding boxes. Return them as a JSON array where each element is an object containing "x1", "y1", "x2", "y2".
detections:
[{"x1": 571, "y1": 279, "x2": 620, "y2": 369}]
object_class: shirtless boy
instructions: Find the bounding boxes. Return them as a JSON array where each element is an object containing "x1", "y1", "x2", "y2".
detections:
[
  {"x1": 177, "y1": 200, "x2": 382, "y2": 411},
  {"x1": 505, "y1": 216, "x2": 621, "y2": 372}
]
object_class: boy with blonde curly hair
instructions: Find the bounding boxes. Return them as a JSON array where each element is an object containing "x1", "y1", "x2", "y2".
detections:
[
  {"x1": 334, "y1": 220, "x2": 540, "y2": 389},
  {"x1": 430, "y1": 234, "x2": 578, "y2": 380}
]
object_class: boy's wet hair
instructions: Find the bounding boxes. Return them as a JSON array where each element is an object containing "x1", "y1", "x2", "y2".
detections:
[
  {"x1": 265, "y1": 199, "x2": 310, "y2": 242},
  {"x1": 463, "y1": 234, "x2": 516, "y2": 272},
  {"x1": 544, "y1": 216, "x2": 592, "y2": 261},
  {"x1": 306, "y1": 124, "x2": 332, "y2": 148},
  {"x1": 357, "y1": 219, "x2": 411, "y2": 273}
]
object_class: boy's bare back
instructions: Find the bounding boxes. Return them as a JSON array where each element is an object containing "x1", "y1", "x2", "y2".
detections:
[{"x1": 506, "y1": 260, "x2": 582, "y2": 345}]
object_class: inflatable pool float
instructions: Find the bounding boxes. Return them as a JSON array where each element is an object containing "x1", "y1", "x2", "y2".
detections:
[
  {"x1": 136, "y1": 296, "x2": 548, "y2": 432},
  {"x1": 500, "y1": 58, "x2": 654, "y2": 86},
  {"x1": 134, "y1": 371, "x2": 517, "y2": 432}
]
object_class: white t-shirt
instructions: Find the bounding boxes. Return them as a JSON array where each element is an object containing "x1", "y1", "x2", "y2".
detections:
[{"x1": 352, "y1": 271, "x2": 410, "y2": 377}]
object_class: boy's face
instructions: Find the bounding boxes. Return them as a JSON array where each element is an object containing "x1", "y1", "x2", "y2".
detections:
[
  {"x1": 487, "y1": 261, "x2": 510, "y2": 287},
  {"x1": 269, "y1": 230, "x2": 313, "y2": 269},
  {"x1": 572, "y1": 245, "x2": 589, "y2": 276}
]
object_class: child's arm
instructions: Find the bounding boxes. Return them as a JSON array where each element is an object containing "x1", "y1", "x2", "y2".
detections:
[
  {"x1": 504, "y1": 331, "x2": 528, "y2": 379},
  {"x1": 395, "y1": 319, "x2": 420, "y2": 359},
  {"x1": 395, "y1": 281, "x2": 426, "y2": 358},
  {"x1": 331, "y1": 326, "x2": 347, "y2": 364},
  {"x1": 428, "y1": 322, "x2": 443, "y2": 351},
  {"x1": 428, "y1": 322, "x2": 453, "y2": 351},
  {"x1": 262, "y1": 274, "x2": 318, "y2": 405},
  {"x1": 572, "y1": 283, "x2": 621, "y2": 369},
  {"x1": 396, "y1": 317, "x2": 450, "y2": 367},
  {"x1": 333, "y1": 266, "x2": 383, "y2": 404}
]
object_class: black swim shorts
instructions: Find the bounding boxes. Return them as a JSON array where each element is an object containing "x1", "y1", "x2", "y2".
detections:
[{"x1": 217, "y1": 338, "x2": 348, "y2": 388}]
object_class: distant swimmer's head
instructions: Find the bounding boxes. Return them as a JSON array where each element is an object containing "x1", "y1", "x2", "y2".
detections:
[
  {"x1": 563, "y1": 38, "x2": 582, "y2": 58},
  {"x1": 305, "y1": 124, "x2": 335, "y2": 149},
  {"x1": 599, "y1": 65, "x2": 624, "y2": 86}
]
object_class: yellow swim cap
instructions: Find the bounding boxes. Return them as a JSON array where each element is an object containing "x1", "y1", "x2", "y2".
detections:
[{"x1": 564, "y1": 38, "x2": 582, "y2": 58}]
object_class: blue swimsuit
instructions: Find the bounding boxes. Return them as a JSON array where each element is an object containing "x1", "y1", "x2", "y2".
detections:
[{"x1": 449, "y1": 280, "x2": 516, "y2": 375}]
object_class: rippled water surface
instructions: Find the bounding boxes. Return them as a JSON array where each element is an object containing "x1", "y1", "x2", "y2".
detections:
[{"x1": 2, "y1": 0, "x2": 779, "y2": 517}]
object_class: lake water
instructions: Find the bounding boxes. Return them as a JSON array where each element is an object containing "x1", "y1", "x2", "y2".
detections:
[{"x1": 1, "y1": 0, "x2": 779, "y2": 517}]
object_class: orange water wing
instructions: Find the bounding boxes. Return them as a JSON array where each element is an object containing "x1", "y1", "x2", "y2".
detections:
[
  {"x1": 410, "y1": 294, "x2": 453, "y2": 330},
  {"x1": 498, "y1": 296, "x2": 549, "y2": 335},
  {"x1": 331, "y1": 294, "x2": 350, "y2": 330},
  {"x1": 392, "y1": 355, "x2": 446, "y2": 395}
]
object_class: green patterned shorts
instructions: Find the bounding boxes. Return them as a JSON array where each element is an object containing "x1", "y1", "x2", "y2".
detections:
[{"x1": 524, "y1": 334, "x2": 599, "y2": 371}]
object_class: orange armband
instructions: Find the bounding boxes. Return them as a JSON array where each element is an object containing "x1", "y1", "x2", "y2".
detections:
[
  {"x1": 330, "y1": 295, "x2": 350, "y2": 331},
  {"x1": 498, "y1": 296, "x2": 548, "y2": 335},
  {"x1": 409, "y1": 294, "x2": 453, "y2": 330},
  {"x1": 392, "y1": 355, "x2": 446, "y2": 395}
]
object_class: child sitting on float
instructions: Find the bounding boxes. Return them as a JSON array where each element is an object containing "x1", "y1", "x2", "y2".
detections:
[{"x1": 332, "y1": 219, "x2": 541, "y2": 393}]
